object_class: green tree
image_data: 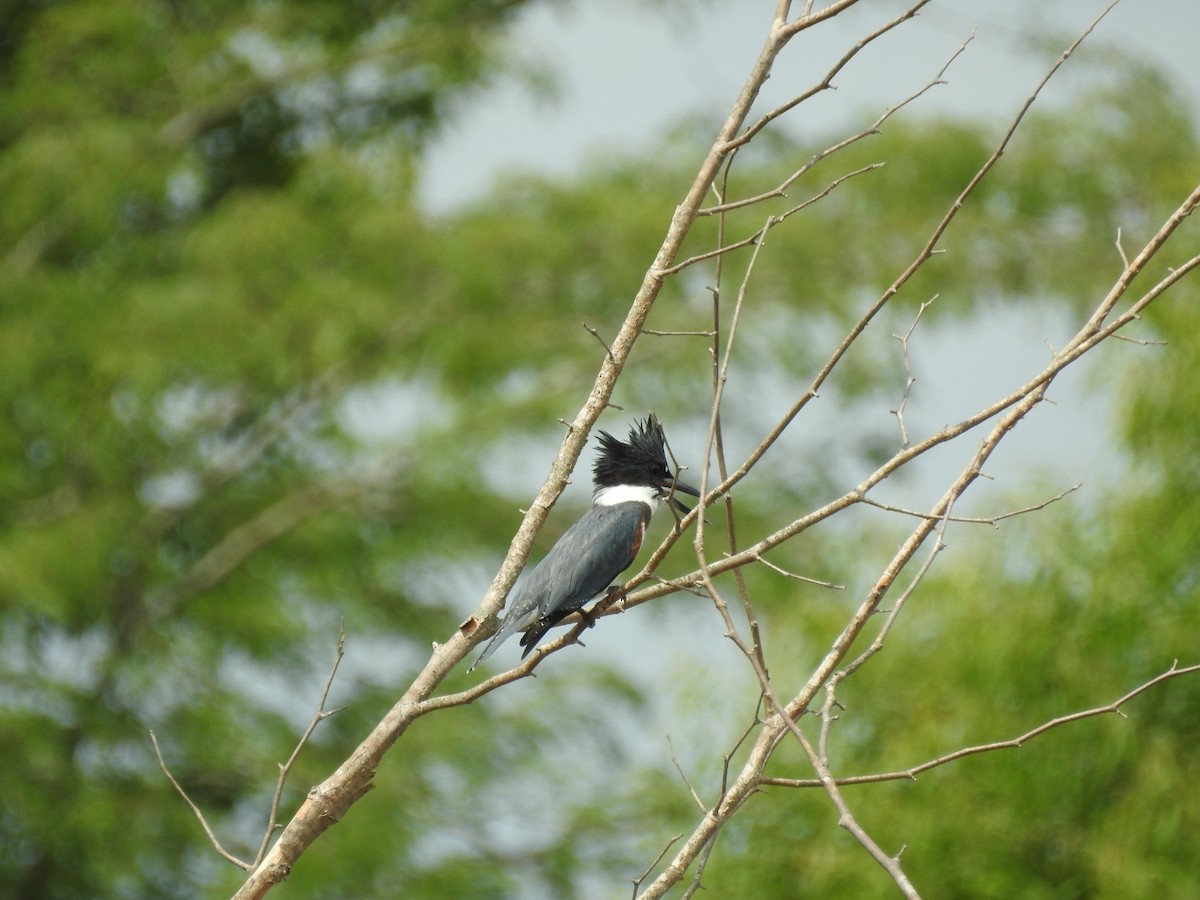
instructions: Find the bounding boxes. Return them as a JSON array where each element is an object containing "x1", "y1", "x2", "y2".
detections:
[{"x1": 0, "y1": 2, "x2": 590, "y2": 897}]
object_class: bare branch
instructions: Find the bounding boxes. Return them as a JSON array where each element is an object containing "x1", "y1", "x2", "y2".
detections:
[
  {"x1": 862, "y1": 483, "x2": 1083, "y2": 527},
  {"x1": 753, "y1": 553, "x2": 845, "y2": 590},
  {"x1": 728, "y1": 1, "x2": 939, "y2": 152},
  {"x1": 666, "y1": 163, "x2": 883, "y2": 275},
  {"x1": 150, "y1": 730, "x2": 252, "y2": 871},
  {"x1": 837, "y1": 508, "x2": 952, "y2": 682},
  {"x1": 667, "y1": 736, "x2": 708, "y2": 813},
  {"x1": 255, "y1": 623, "x2": 348, "y2": 867},
  {"x1": 631, "y1": 834, "x2": 683, "y2": 899},
  {"x1": 782, "y1": 0, "x2": 867, "y2": 37},
  {"x1": 1115, "y1": 226, "x2": 1131, "y2": 269},
  {"x1": 1110, "y1": 332, "x2": 1167, "y2": 347},
  {"x1": 153, "y1": 626, "x2": 349, "y2": 876},
  {"x1": 692, "y1": 566, "x2": 923, "y2": 896},
  {"x1": 582, "y1": 322, "x2": 616, "y2": 360},
  {"x1": 891, "y1": 295, "x2": 938, "y2": 448},
  {"x1": 705, "y1": 29, "x2": 969, "y2": 218},
  {"x1": 796, "y1": 721, "x2": 922, "y2": 898},
  {"x1": 720, "y1": 711, "x2": 764, "y2": 798},
  {"x1": 763, "y1": 662, "x2": 1200, "y2": 788}
]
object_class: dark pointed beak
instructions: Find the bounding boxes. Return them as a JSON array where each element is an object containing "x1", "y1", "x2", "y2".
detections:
[{"x1": 667, "y1": 477, "x2": 700, "y2": 514}]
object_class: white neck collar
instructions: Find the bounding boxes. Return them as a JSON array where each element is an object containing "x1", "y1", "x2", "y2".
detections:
[{"x1": 593, "y1": 483, "x2": 660, "y2": 509}]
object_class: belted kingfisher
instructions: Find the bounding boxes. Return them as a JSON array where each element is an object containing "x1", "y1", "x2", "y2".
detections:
[{"x1": 469, "y1": 414, "x2": 698, "y2": 671}]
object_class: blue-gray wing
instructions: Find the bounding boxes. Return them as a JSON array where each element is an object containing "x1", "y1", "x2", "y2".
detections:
[
  {"x1": 530, "y1": 502, "x2": 647, "y2": 620},
  {"x1": 468, "y1": 501, "x2": 648, "y2": 671},
  {"x1": 516, "y1": 502, "x2": 648, "y2": 656}
]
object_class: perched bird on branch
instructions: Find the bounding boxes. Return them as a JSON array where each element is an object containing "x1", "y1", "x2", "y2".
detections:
[{"x1": 469, "y1": 415, "x2": 697, "y2": 671}]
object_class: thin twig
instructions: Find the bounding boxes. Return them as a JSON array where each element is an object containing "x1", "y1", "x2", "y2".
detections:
[
  {"x1": 255, "y1": 623, "x2": 348, "y2": 866},
  {"x1": 891, "y1": 295, "x2": 938, "y2": 448},
  {"x1": 691, "y1": 195, "x2": 773, "y2": 689},
  {"x1": 727, "y1": 1, "x2": 940, "y2": 153},
  {"x1": 838, "y1": 505, "x2": 953, "y2": 684},
  {"x1": 667, "y1": 736, "x2": 707, "y2": 812},
  {"x1": 1110, "y1": 332, "x2": 1166, "y2": 346},
  {"x1": 764, "y1": 662, "x2": 1200, "y2": 788},
  {"x1": 705, "y1": 28, "x2": 968, "y2": 218},
  {"x1": 631, "y1": 834, "x2": 684, "y2": 899},
  {"x1": 721, "y1": 710, "x2": 764, "y2": 797},
  {"x1": 693, "y1": 573, "x2": 923, "y2": 897},
  {"x1": 704, "y1": 166, "x2": 770, "y2": 681},
  {"x1": 753, "y1": 553, "x2": 845, "y2": 590},
  {"x1": 862, "y1": 483, "x2": 1082, "y2": 527},
  {"x1": 680, "y1": 836, "x2": 720, "y2": 900},
  {"x1": 667, "y1": 163, "x2": 882, "y2": 275},
  {"x1": 641, "y1": 328, "x2": 718, "y2": 337},
  {"x1": 1115, "y1": 226, "x2": 1130, "y2": 269},
  {"x1": 150, "y1": 730, "x2": 252, "y2": 871},
  {"x1": 792, "y1": 712, "x2": 922, "y2": 898},
  {"x1": 582, "y1": 322, "x2": 615, "y2": 360}
]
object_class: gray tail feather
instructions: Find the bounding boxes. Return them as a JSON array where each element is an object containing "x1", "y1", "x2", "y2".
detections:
[{"x1": 467, "y1": 614, "x2": 522, "y2": 672}]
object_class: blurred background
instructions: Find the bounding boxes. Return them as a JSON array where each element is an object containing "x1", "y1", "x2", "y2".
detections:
[{"x1": 1, "y1": 1, "x2": 1197, "y2": 897}]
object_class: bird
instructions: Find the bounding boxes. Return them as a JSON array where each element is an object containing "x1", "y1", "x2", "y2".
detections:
[{"x1": 468, "y1": 414, "x2": 698, "y2": 671}]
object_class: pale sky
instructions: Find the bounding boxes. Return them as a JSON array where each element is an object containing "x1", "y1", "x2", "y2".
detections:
[{"x1": 420, "y1": 0, "x2": 1200, "y2": 211}]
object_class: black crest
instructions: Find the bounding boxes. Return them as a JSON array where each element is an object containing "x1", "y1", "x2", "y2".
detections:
[{"x1": 593, "y1": 414, "x2": 674, "y2": 489}]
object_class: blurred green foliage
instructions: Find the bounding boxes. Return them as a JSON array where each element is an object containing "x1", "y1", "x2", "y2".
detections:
[{"x1": 0, "y1": 1, "x2": 1197, "y2": 897}]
